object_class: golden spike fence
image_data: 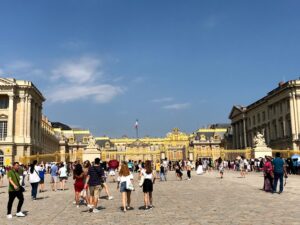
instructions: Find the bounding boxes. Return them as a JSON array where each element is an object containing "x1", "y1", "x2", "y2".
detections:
[{"x1": 17, "y1": 149, "x2": 300, "y2": 165}]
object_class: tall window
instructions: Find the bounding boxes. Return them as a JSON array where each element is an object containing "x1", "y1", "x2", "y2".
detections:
[
  {"x1": 0, "y1": 121, "x2": 7, "y2": 140},
  {"x1": 0, "y1": 95, "x2": 9, "y2": 109},
  {"x1": 0, "y1": 150, "x2": 3, "y2": 167}
]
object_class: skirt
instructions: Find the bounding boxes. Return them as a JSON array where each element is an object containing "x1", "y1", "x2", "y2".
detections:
[
  {"x1": 143, "y1": 179, "x2": 153, "y2": 193},
  {"x1": 74, "y1": 180, "x2": 84, "y2": 192}
]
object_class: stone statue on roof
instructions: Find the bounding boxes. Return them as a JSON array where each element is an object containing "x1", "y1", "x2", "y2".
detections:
[{"x1": 87, "y1": 136, "x2": 97, "y2": 148}]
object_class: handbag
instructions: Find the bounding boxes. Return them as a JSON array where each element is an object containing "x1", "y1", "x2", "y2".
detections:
[
  {"x1": 139, "y1": 175, "x2": 145, "y2": 187},
  {"x1": 126, "y1": 179, "x2": 135, "y2": 191}
]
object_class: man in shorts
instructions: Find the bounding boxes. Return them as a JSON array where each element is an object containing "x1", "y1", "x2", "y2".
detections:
[
  {"x1": 84, "y1": 158, "x2": 104, "y2": 213},
  {"x1": 50, "y1": 163, "x2": 58, "y2": 191}
]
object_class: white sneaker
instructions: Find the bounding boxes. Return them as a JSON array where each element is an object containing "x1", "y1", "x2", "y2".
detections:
[
  {"x1": 108, "y1": 196, "x2": 114, "y2": 200},
  {"x1": 93, "y1": 208, "x2": 100, "y2": 213},
  {"x1": 87, "y1": 204, "x2": 93, "y2": 209},
  {"x1": 16, "y1": 212, "x2": 25, "y2": 217},
  {"x1": 7, "y1": 214, "x2": 12, "y2": 219},
  {"x1": 73, "y1": 201, "x2": 76, "y2": 205}
]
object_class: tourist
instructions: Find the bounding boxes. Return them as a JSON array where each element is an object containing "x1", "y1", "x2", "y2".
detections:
[
  {"x1": 263, "y1": 156, "x2": 273, "y2": 192},
  {"x1": 0, "y1": 166, "x2": 4, "y2": 188},
  {"x1": 28, "y1": 160, "x2": 41, "y2": 200},
  {"x1": 117, "y1": 162, "x2": 134, "y2": 212},
  {"x1": 239, "y1": 156, "x2": 246, "y2": 178},
  {"x1": 155, "y1": 159, "x2": 160, "y2": 179},
  {"x1": 196, "y1": 161, "x2": 204, "y2": 175},
  {"x1": 100, "y1": 172, "x2": 114, "y2": 200},
  {"x1": 160, "y1": 160, "x2": 167, "y2": 181},
  {"x1": 82, "y1": 160, "x2": 91, "y2": 206},
  {"x1": 7, "y1": 162, "x2": 25, "y2": 219},
  {"x1": 50, "y1": 163, "x2": 58, "y2": 191},
  {"x1": 273, "y1": 152, "x2": 288, "y2": 194},
  {"x1": 218, "y1": 157, "x2": 224, "y2": 179},
  {"x1": 39, "y1": 164, "x2": 46, "y2": 192},
  {"x1": 175, "y1": 162, "x2": 183, "y2": 181},
  {"x1": 141, "y1": 160, "x2": 156, "y2": 210},
  {"x1": 73, "y1": 163, "x2": 85, "y2": 208},
  {"x1": 186, "y1": 160, "x2": 192, "y2": 180},
  {"x1": 58, "y1": 163, "x2": 68, "y2": 191},
  {"x1": 84, "y1": 158, "x2": 104, "y2": 213}
]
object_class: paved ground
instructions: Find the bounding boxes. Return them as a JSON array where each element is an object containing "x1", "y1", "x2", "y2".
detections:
[{"x1": 0, "y1": 170, "x2": 300, "y2": 225}]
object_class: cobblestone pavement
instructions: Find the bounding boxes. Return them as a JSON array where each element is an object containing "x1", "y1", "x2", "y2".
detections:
[{"x1": 0, "y1": 170, "x2": 300, "y2": 225}]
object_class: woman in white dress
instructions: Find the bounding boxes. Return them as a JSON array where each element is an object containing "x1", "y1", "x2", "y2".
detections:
[{"x1": 196, "y1": 162, "x2": 204, "y2": 175}]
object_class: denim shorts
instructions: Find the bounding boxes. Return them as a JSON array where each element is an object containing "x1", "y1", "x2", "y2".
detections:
[{"x1": 120, "y1": 182, "x2": 127, "y2": 193}]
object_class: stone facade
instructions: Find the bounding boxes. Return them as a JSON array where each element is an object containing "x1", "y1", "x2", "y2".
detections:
[
  {"x1": 229, "y1": 80, "x2": 300, "y2": 150},
  {"x1": 0, "y1": 78, "x2": 59, "y2": 166}
]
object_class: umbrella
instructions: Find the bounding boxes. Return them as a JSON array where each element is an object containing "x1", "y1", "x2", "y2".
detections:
[
  {"x1": 108, "y1": 160, "x2": 119, "y2": 169},
  {"x1": 291, "y1": 154, "x2": 300, "y2": 160}
]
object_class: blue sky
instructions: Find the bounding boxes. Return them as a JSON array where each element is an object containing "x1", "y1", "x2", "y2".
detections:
[{"x1": 1, "y1": 0, "x2": 300, "y2": 137}]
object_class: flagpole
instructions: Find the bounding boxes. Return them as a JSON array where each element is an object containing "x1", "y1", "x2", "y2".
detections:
[{"x1": 135, "y1": 119, "x2": 139, "y2": 139}]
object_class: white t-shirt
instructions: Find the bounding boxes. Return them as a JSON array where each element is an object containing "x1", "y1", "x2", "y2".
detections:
[
  {"x1": 28, "y1": 166, "x2": 41, "y2": 183},
  {"x1": 59, "y1": 167, "x2": 67, "y2": 177},
  {"x1": 117, "y1": 173, "x2": 134, "y2": 183},
  {"x1": 142, "y1": 171, "x2": 154, "y2": 180}
]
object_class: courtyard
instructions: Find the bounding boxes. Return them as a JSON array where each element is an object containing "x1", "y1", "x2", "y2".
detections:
[{"x1": 0, "y1": 170, "x2": 299, "y2": 225}]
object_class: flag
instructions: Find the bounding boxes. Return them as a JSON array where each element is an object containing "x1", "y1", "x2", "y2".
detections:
[{"x1": 134, "y1": 120, "x2": 139, "y2": 129}]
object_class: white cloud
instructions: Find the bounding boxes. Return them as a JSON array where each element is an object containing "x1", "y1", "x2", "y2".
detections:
[
  {"x1": 51, "y1": 56, "x2": 102, "y2": 84},
  {"x1": 0, "y1": 60, "x2": 45, "y2": 78},
  {"x1": 163, "y1": 103, "x2": 190, "y2": 110},
  {"x1": 47, "y1": 84, "x2": 123, "y2": 103},
  {"x1": 61, "y1": 40, "x2": 87, "y2": 50},
  {"x1": 48, "y1": 55, "x2": 124, "y2": 103},
  {"x1": 152, "y1": 97, "x2": 173, "y2": 103}
]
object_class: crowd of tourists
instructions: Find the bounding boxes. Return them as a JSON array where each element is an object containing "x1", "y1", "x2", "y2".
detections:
[{"x1": 2, "y1": 152, "x2": 298, "y2": 219}]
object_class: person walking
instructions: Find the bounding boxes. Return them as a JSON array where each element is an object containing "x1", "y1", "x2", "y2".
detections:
[
  {"x1": 263, "y1": 156, "x2": 273, "y2": 192},
  {"x1": 141, "y1": 160, "x2": 156, "y2": 210},
  {"x1": 7, "y1": 162, "x2": 26, "y2": 219},
  {"x1": 73, "y1": 164, "x2": 85, "y2": 208},
  {"x1": 273, "y1": 152, "x2": 288, "y2": 194},
  {"x1": 39, "y1": 164, "x2": 46, "y2": 193},
  {"x1": 186, "y1": 160, "x2": 192, "y2": 180},
  {"x1": 50, "y1": 163, "x2": 58, "y2": 191},
  {"x1": 84, "y1": 158, "x2": 104, "y2": 213},
  {"x1": 58, "y1": 163, "x2": 68, "y2": 191},
  {"x1": 28, "y1": 160, "x2": 41, "y2": 200},
  {"x1": 117, "y1": 162, "x2": 134, "y2": 212}
]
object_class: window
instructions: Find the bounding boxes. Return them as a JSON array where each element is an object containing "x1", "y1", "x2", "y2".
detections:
[
  {"x1": 253, "y1": 116, "x2": 256, "y2": 125},
  {"x1": 0, "y1": 121, "x2": 7, "y2": 140},
  {"x1": 0, "y1": 95, "x2": 9, "y2": 109},
  {"x1": 257, "y1": 113, "x2": 261, "y2": 124},
  {"x1": 262, "y1": 111, "x2": 266, "y2": 121},
  {"x1": 0, "y1": 150, "x2": 3, "y2": 167}
]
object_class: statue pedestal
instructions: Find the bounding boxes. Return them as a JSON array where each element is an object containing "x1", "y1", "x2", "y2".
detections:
[
  {"x1": 82, "y1": 147, "x2": 101, "y2": 163},
  {"x1": 252, "y1": 146, "x2": 272, "y2": 159}
]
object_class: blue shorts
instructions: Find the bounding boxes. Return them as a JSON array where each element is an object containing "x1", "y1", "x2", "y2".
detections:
[{"x1": 120, "y1": 182, "x2": 128, "y2": 193}]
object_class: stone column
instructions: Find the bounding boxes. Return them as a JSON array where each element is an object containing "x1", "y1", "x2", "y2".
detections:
[
  {"x1": 19, "y1": 96, "x2": 26, "y2": 142},
  {"x1": 6, "y1": 94, "x2": 15, "y2": 142},
  {"x1": 26, "y1": 96, "x2": 32, "y2": 142},
  {"x1": 243, "y1": 117, "x2": 247, "y2": 148}
]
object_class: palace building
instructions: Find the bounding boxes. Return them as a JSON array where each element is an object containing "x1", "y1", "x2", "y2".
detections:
[
  {"x1": 0, "y1": 77, "x2": 230, "y2": 166},
  {"x1": 229, "y1": 79, "x2": 300, "y2": 150},
  {"x1": 0, "y1": 78, "x2": 59, "y2": 166}
]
